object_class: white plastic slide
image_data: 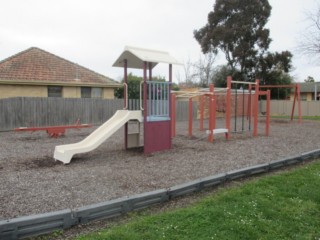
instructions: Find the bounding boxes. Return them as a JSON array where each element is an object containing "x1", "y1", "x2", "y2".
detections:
[{"x1": 54, "y1": 110, "x2": 143, "y2": 164}]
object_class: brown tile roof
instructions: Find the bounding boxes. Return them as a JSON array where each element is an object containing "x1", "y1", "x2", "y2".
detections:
[{"x1": 0, "y1": 47, "x2": 120, "y2": 87}]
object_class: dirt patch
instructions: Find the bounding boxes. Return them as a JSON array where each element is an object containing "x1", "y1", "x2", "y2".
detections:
[
  {"x1": 270, "y1": 119, "x2": 292, "y2": 124},
  {"x1": 32, "y1": 157, "x2": 60, "y2": 168}
]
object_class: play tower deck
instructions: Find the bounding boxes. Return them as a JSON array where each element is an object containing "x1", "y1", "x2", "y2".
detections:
[
  {"x1": 54, "y1": 46, "x2": 182, "y2": 164},
  {"x1": 113, "y1": 46, "x2": 182, "y2": 154}
]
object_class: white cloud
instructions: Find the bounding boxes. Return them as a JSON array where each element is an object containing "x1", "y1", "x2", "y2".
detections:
[{"x1": 0, "y1": 0, "x2": 319, "y2": 82}]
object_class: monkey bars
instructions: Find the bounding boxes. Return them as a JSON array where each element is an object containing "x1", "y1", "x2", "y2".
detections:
[{"x1": 171, "y1": 76, "x2": 271, "y2": 142}]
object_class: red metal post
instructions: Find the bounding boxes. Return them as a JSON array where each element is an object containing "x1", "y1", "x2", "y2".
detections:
[
  {"x1": 297, "y1": 84, "x2": 302, "y2": 123},
  {"x1": 291, "y1": 84, "x2": 302, "y2": 123},
  {"x1": 290, "y1": 84, "x2": 302, "y2": 123},
  {"x1": 226, "y1": 76, "x2": 232, "y2": 139},
  {"x1": 266, "y1": 90, "x2": 270, "y2": 136},
  {"x1": 199, "y1": 95, "x2": 204, "y2": 131},
  {"x1": 208, "y1": 84, "x2": 214, "y2": 142},
  {"x1": 291, "y1": 84, "x2": 297, "y2": 121},
  {"x1": 188, "y1": 97, "x2": 193, "y2": 138},
  {"x1": 171, "y1": 93, "x2": 176, "y2": 137},
  {"x1": 253, "y1": 79, "x2": 260, "y2": 137}
]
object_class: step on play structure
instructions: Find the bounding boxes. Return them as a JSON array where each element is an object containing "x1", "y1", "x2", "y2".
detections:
[{"x1": 54, "y1": 46, "x2": 182, "y2": 164}]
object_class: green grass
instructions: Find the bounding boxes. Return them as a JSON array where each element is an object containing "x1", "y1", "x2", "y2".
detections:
[
  {"x1": 271, "y1": 115, "x2": 320, "y2": 121},
  {"x1": 75, "y1": 161, "x2": 320, "y2": 240}
]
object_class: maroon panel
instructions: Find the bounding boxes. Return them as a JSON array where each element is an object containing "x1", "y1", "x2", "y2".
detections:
[{"x1": 144, "y1": 121, "x2": 171, "y2": 154}]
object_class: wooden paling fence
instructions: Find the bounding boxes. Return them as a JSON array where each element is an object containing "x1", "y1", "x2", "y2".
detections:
[
  {"x1": 260, "y1": 100, "x2": 320, "y2": 117},
  {"x1": 0, "y1": 97, "x2": 197, "y2": 131},
  {"x1": 1, "y1": 97, "x2": 319, "y2": 131}
]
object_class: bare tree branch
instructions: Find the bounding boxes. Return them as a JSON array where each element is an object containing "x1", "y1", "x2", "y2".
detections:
[
  {"x1": 297, "y1": 5, "x2": 320, "y2": 60},
  {"x1": 192, "y1": 52, "x2": 217, "y2": 87}
]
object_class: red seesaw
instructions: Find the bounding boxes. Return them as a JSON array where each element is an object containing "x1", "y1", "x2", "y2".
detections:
[{"x1": 14, "y1": 119, "x2": 92, "y2": 138}]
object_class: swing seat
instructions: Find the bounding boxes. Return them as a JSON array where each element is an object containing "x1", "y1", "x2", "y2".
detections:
[{"x1": 206, "y1": 128, "x2": 229, "y2": 135}]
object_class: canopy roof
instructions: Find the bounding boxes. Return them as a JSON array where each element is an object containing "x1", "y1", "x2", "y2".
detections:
[{"x1": 112, "y1": 46, "x2": 183, "y2": 69}]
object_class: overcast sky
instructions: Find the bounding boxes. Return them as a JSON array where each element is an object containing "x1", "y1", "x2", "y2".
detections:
[{"x1": 1, "y1": 0, "x2": 319, "y2": 83}]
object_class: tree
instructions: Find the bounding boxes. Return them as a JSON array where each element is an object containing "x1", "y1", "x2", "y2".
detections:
[
  {"x1": 211, "y1": 64, "x2": 236, "y2": 87},
  {"x1": 114, "y1": 73, "x2": 179, "y2": 99},
  {"x1": 304, "y1": 76, "x2": 316, "y2": 82},
  {"x1": 176, "y1": 57, "x2": 197, "y2": 87},
  {"x1": 176, "y1": 53, "x2": 216, "y2": 88},
  {"x1": 114, "y1": 73, "x2": 143, "y2": 99},
  {"x1": 192, "y1": 52, "x2": 216, "y2": 87},
  {"x1": 297, "y1": 5, "x2": 320, "y2": 59},
  {"x1": 264, "y1": 71, "x2": 293, "y2": 99},
  {"x1": 194, "y1": 0, "x2": 272, "y2": 80},
  {"x1": 256, "y1": 51, "x2": 294, "y2": 99},
  {"x1": 257, "y1": 51, "x2": 293, "y2": 83}
]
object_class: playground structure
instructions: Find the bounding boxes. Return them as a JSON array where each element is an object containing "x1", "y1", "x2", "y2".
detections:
[
  {"x1": 53, "y1": 46, "x2": 300, "y2": 164},
  {"x1": 54, "y1": 46, "x2": 182, "y2": 164},
  {"x1": 171, "y1": 76, "x2": 271, "y2": 142},
  {"x1": 14, "y1": 119, "x2": 92, "y2": 138},
  {"x1": 54, "y1": 69, "x2": 275, "y2": 164}
]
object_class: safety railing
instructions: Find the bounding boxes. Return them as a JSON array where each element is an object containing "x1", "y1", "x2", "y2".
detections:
[
  {"x1": 140, "y1": 81, "x2": 144, "y2": 110},
  {"x1": 123, "y1": 83, "x2": 128, "y2": 110},
  {"x1": 146, "y1": 81, "x2": 171, "y2": 122}
]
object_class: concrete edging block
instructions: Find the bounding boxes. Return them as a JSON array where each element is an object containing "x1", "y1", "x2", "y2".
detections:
[
  {"x1": 269, "y1": 158, "x2": 290, "y2": 169},
  {"x1": 76, "y1": 189, "x2": 169, "y2": 224},
  {"x1": 199, "y1": 173, "x2": 227, "y2": 188},
  {"x1": 75, "y1": 197, "x2": 129, "y2": 224},
  {"x1": 127, "y1": 189, "x2": 169, "y2": 211},
  {"x1": 168, "y1": 179, "x2": 202, "y2": 199},
  {"x1": 0, "y1": 209, "x2": 74, "y2": 240},
  {"x1": 300, "y1": 149, "x2": 320, "y2": 160}
]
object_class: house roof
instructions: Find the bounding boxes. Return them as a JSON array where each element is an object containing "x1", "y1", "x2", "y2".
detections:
[
  {"x1": 112, "y1": 46, "x2": 183, "y2": 69},
  {"x1": 298, "y1": 82, "x2": 320, "y2": 93},
  {"x1": 0, "y1": 47, "x2": 120, "y2": 87}
]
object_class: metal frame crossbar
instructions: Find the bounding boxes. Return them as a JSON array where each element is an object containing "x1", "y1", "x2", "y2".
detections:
[{"x1": 231, "y1": 80, "x2": 257, "y2": 85}]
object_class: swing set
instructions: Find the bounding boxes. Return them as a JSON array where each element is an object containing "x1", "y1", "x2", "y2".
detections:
[{"x1": 253, "y1": 84, "x2": 302, "y2": 123}]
